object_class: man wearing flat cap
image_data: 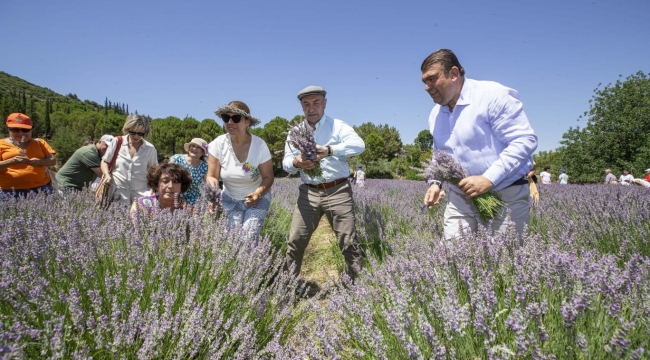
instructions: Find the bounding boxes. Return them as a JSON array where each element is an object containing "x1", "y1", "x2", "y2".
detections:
[
  {"x1": 282, "y1": 85, "x2": 365, "y2": 280},
  {"x1": 56, "y1": 135, "x2": 115, "y2": 190}
]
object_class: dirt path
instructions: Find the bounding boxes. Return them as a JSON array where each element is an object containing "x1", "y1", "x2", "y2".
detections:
[{"x1": 300, "y1": 217, "x2": 341, "y2": 285}]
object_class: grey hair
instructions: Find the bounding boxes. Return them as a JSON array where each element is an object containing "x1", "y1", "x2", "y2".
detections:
[
  {"x1": 605, "y1": 169, "x2": 612, "y2": 173},
  {"x1": 122, "y1": 114, "x2": 151, "y2": 137}
]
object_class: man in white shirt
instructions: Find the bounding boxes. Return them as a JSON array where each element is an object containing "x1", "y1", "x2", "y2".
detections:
[
  {"x1": 619, "y1": 169, "x2": 634, "y2": 185},
  {"x1": 421, "y1": 49, "x2": 537, "y2": 238},
  {"x1": 282, "y1": 85, "x2": 365, "y2": 281},
  {"x1": 540, "y1": 167, "x2": 552, "y2": 184}
]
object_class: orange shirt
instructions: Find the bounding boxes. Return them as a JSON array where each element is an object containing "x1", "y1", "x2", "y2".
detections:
[{"x1": 0, "y1": 138, "x2": 56, "y2": 190}]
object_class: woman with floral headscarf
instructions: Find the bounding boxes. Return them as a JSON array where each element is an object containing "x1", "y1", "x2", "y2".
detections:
[
  {"x1": 170, "y1": 138, "x2": 209, "y2": 205},
  {"x1": 206, "y1": 101, "x2": 274, "y2": 236}
]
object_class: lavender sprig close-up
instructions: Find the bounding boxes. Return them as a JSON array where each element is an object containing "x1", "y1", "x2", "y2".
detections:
[
  {"x1": 287, "y1": 120, "x2": 323, "y2": 179},
  {"x1": 421, "y1": 149, "x2": 506, "y2": 221},
  {"x1": 204, "y1": 183, "x2": 222, "y2": 213}
]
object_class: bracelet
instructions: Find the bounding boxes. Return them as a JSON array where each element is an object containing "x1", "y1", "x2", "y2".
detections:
[{"x1": 427, "y1": 179, "x2": 443, "y2": 187}]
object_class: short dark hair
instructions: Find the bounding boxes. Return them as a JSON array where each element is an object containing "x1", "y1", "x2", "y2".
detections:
[
  {"x1": 421, "y1": 49, "x2": 465, "y2": 76},
  {"x1": 147, "y1": 163, "x2": 192, "y2": 194},
  {"x1": 544, "y1": 167, "x2": 550, "y2": 171}
]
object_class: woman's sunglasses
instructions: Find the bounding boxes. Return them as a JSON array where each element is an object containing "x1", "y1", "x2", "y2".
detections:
[
  {"x1": 221, "y1": 114, "x2": 243, "y2": 124},
  {"x1": 8, "y1": 128, "x2": 31, "y2": 133},
  {"x1": 128, "y1": 131, "x2": 146, "y2": 137}
]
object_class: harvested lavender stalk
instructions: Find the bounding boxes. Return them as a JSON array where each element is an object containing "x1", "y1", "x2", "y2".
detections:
[
  {"x1": 204, "y1": 183, "x2": 222, "y2": 213},
  {"x1": 421, "y1": 150, "x2": 506, "y2": 221},
  {"x1": 287, "y1": 120, "x2": 323, "y2": 179}
]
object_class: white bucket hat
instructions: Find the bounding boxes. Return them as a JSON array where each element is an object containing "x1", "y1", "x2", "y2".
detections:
[{"x1": 184, "y1": 138, "x2": 208, "y2": 155}]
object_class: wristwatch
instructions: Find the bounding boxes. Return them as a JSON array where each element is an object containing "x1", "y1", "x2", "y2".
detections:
[
  {"x1": 327, "y1": 146, "x2": 332, "y2": 156},
  {"x1": 427, "y1": 179, "x2": 443, "y2": 187}
]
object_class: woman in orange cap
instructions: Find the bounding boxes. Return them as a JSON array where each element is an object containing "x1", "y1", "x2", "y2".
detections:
[{"x1": 0, "y1": 113, "x2": 57, "y2": 197}]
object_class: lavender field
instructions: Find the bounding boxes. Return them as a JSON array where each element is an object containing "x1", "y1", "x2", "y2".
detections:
[{"x1": 1, "y1": 179, "x2": 649, "y2": 359}]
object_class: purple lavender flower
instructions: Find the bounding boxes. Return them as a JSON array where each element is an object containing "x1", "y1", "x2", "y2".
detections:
[
  {"x1": 204, "y1": 183, "x2": 222, "y2": 213},
  {"x1": 421, "y1": 150, "x2": 505, "y2": 221},
  {"x1": 287, "y1": 120, "x2": 323, "y2": 178}
]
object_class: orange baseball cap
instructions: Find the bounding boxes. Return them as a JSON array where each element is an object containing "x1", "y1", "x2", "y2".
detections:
[{"x1": 6, "y1": 113, "x2": 33, "y2": 129}]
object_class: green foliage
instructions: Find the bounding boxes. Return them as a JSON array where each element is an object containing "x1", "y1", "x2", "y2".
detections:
[
  {"x1": 256, "y1": 116, "x2": 290, "y2": 175},
  {"x1": 358, "y1": 133, "x2": 385, "y2": 168},
  {"x1": 414, "y1": 129, "x2": 433, "y2": 152},
  {"x1": 554, "y1": 71, "x2": 650, "y2": 182},
  {"x1": 354, "y1": 122, "x2": 403, "y2": 161},
  {"x1": 50, "y1": 127, "x2": 84, "y2": 164}
]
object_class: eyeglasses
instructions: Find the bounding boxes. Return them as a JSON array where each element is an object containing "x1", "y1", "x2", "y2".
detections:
[
  {"x1": 128, "y1": 131, "x2": 146, "y2": 137},
  {"x1": 8, "y1": 128, "x2": 31, "y2": 133},
  {"x1": 220, "y1": 114, "x2": 243, "y2": 124}
]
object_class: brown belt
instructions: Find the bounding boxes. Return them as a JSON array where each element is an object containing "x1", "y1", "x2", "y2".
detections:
[{"x1": 307, "y1": 178, "x2": 347, "y2": 190}]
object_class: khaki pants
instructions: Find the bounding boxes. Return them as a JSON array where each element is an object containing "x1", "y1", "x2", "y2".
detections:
[
  {"x1": 285, "y1": 181, "x2": 361, "y2": 279},
  {"x1": 444, "y1": 184, "x2": 530, "y2": 240}
]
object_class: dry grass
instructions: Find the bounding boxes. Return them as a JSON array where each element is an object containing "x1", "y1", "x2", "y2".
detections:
[{"x1": 300, "y1": 217, "x2": 343, "y2": 285}]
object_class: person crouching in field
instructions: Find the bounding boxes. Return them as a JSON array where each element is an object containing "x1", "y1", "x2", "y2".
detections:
[
  {"x1": 56, "y1": 135, "x2": 114, "y2": 191},
  {"x1": 604, "y1": 169, "x2": 618, "y2": 184},
  {"x1": 129, "y1": 163, "x2": 192, "y2": 221}
]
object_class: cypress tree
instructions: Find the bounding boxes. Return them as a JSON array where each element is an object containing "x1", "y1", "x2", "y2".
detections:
[{"x1": 44, "y1": 98, "x2": 51, "y2": 138}]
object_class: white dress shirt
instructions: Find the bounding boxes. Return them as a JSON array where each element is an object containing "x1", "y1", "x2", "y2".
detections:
[
  {"x1": 428, "y1": 78, "x2": 538, "y2": 192},
  {"x1": 283, "y1": 115, "x2": 365, "y2": 184}
]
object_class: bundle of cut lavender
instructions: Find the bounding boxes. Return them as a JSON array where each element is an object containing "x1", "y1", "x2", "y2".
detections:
[
  {"x1": 421, "y1": 150, "x2": 505, "y2": 221},
  {"x1": 287, "y1": 120, "x2": 323, "y2": 179},
  {"x1": 204, "y1": 183, "x2": 222, "y2": 214}
]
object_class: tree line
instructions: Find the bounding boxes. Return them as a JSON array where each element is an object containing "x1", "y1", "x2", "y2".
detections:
[{"x1": 534, "y1": 71, "x2": 650, "y2": 183}]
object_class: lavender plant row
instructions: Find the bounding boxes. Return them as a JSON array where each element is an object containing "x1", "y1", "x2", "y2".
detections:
[
  {"x1": 2, "y1": 180, "x2": 650, "y2": 359},
  {"x1": 282, "y1": 180, "x2": 650, "y2": 359},
  {"x1": 0, "y1": 190, "x2": 306, "y2": 359}
]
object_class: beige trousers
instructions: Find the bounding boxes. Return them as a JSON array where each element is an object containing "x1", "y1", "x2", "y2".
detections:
[
  {"x1": 284, "y1": 181, "x2": 361, "y2": 279},
  {"x1": 443, "y1": 184, "x2": 530, "y2": 239}
]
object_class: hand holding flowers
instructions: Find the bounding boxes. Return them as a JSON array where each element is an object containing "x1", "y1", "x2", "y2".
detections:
[
  {"x1": 204, "y1": 183, "x2": 222, "y2": 214},
  {"x1": 421, "y1": 150, "x2": 506, "y2": 221},
  {"x1": 287, "y1": 120, "x2": 324, "y2": 179}
]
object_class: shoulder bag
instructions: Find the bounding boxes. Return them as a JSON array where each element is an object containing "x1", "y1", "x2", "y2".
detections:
[{"x1": 95, "y1": 136, "x2": 123, "y2": 208}]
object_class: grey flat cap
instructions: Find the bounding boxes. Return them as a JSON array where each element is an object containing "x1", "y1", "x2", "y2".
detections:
[{"x1": 297, "y1": 85, "x2": 326, "y2": 100}]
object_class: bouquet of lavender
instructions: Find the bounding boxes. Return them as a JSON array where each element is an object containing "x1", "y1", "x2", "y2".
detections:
[
  {"x1": 287, "y1": 120, "x2": 323, "y2": 179},
  {"x1": 204, "y1": 183, "x2": 222, "y2": 214},
  {"x1": 421, "y1": 150, "x2": 506, "y2": 221}
]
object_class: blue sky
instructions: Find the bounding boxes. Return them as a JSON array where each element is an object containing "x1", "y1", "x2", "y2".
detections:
[{"x1": 1, "y1": 0, "x2": 648, "y2": 152}]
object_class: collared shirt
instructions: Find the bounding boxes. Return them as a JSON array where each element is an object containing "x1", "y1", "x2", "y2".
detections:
[
  {"x1": 428, "y1": 78, "x2": 538, "y2": 192},
  {"x1": 619, "y1": 174, "x2": 634, "y2": 184},
  {"x1": 103, "y1": 135, "x2": 158, "y2": 191},
  {"x1": 283, "y1": 115, "x2": 365, "y2": 184}
]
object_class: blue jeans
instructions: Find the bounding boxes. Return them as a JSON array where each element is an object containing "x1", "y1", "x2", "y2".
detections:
[{"x1": 221, "y1": 191, "x2": 272, "y2": 236}]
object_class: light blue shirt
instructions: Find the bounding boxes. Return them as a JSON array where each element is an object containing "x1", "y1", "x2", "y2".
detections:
[
  {"x1": 428, "y1": 78, "x2": 537, "y2": 192},
  {"x1": 283, "y1": 115, "x2": 365, "y2": 184}
]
